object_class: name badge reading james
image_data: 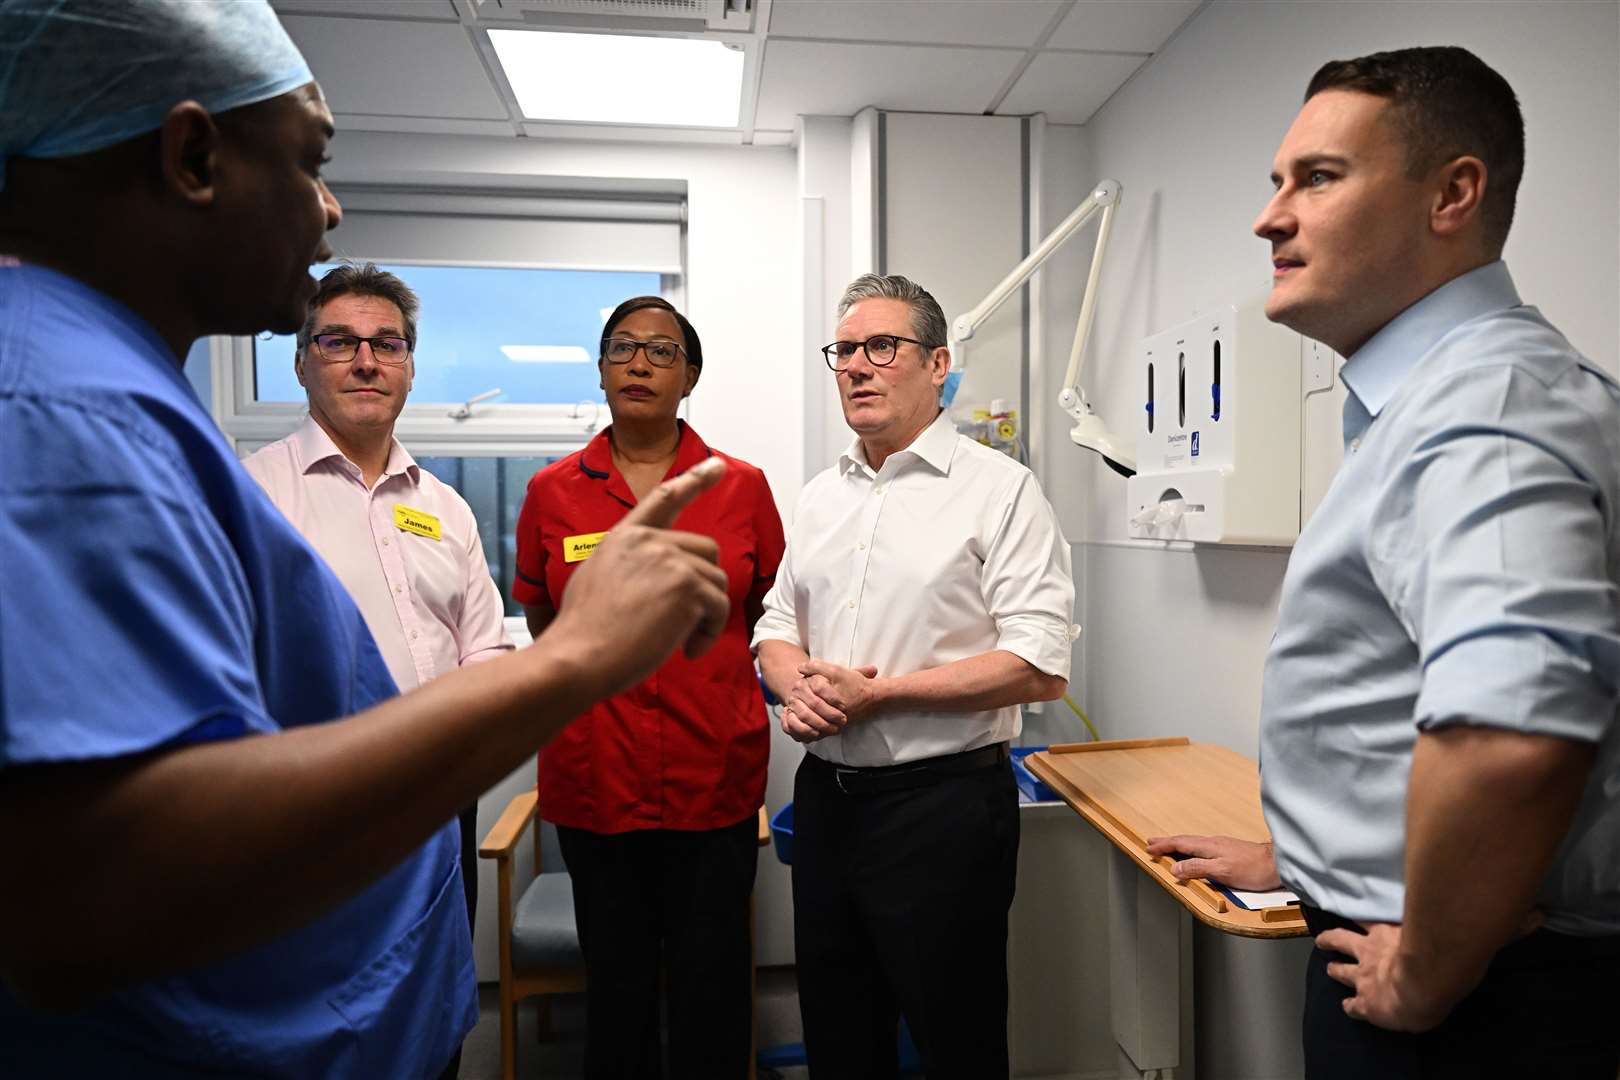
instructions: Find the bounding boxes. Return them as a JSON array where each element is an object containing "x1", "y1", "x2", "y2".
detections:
[
  {"x1": 393, "y1": 504, "x2": 442, "y2": 541},
  {"x1": 563, "y1": 531, "x2": 608, "y2": 563}
]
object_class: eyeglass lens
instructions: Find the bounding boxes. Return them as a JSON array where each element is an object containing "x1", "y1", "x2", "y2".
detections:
[
  {"x1": 605, "y1": 337, "x2": 682, "y2": 367},
  {"x1": 314, "y1": 334, "x2": 411, "y2": 364},
  {"x1": 827, "y1": 335, "x2": 900, "y2": 369}
]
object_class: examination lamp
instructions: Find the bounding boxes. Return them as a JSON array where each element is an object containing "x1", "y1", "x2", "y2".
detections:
[{"x1": 949, "y1": 179, "x2": 1136, "y2": 478}]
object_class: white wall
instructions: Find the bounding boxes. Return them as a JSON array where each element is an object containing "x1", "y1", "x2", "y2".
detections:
[
  {"x1": 326, "y1": 131, "x2": 804, "y2": 521},
  {"x1": 1041, "y1": 3, "x2": 1620, "y2": 1077},
  {"x1": 884, "y1": 111, "x2": 1027, "y2": 416}
]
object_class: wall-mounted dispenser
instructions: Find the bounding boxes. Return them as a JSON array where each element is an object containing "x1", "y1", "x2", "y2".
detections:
[{"x1": 1126, "y1": 300, "x2": 1304, "y2": 546}]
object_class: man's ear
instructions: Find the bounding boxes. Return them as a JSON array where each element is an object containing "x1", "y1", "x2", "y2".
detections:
[
  {"x1": 1430, "y1": 155, "x2": 1487, "y2": 243},
  {"x1": 158, "y1": 101, "x2": 223, "y2": 209},
  {"x1": 929, "y1": 346, "x2": 952, "y2": 388},
  {"x1": 294, "y1": 349, "x2": 308, "y2": 389}
]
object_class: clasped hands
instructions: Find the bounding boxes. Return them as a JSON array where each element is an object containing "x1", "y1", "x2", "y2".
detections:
[{"x1": 781, "y1": 659, "x2": 881, "y2": 743}]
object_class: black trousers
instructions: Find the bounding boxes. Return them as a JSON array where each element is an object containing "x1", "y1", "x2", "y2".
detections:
[
  {"x1": 437, "y1": 804, "x2": 480, "y2": 1080},
  {"x1": 792, "y1": 751, "x2": 1020, "y2": 1080},
  {"x1": 1302, "y1": 908, "x2": 1620, "y2": 1079},
  {"x1": 557, "y1": 815, "x2": 760, "y2": 1080}
]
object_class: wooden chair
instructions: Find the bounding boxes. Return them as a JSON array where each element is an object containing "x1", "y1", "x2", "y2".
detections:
[{"x1": 481, "y1": 792, "x2": 770, "y2": 1080}]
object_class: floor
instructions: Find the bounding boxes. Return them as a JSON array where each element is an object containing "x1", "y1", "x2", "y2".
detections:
[{"x1": 456, "y1": 967, "x2": 809, "y2": 1080}]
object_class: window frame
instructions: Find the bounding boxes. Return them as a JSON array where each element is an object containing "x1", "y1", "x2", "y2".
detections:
[{"x1": 212, "y1": 183, "x2": 687, "y2": 457}]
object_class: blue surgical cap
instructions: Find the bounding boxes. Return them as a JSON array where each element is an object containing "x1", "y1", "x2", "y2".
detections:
[{"x1": 0, "y1": 0, "x2": 313, "y2": 190}]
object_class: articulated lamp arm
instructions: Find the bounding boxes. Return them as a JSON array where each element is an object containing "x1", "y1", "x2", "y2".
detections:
[{"x1": 949, "y1": 179, "x2": 1135, "y2": 477}]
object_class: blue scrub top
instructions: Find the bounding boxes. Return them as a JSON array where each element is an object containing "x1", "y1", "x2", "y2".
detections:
[{"x1": 0, "y1": 265, "x2": 476, "y2": 1077}]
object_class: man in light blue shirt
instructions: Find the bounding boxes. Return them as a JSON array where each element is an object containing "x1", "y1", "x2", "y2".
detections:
[{"x1": 1149, "y1": 46, "x2": 1619, "y2": 1077}]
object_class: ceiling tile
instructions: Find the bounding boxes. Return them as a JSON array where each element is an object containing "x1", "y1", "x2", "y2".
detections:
[
  {"x1": 769, "y1": 0, "x2": 1063, "y2": 48},
  {"x1": 755, "y1": 39, "x2": 1023, "y2": 129},
  {"x1": 280, "y1": 15, "x2": 510, "y2": 120},
  {"x1": 1045, "y1": 0, "x2": 1201, "y2": 53},
  {"x1": 994, "y1": 50, "x2": 1146, "y2": 124}
]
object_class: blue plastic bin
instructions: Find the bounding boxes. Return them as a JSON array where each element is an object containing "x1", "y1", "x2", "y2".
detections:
[
  {"x1": 769, "y1": 802, "x2": 795, "y2": 866},
  {"x1": 1010, "y1": 746, "x2": 1058, "y2": 803}
]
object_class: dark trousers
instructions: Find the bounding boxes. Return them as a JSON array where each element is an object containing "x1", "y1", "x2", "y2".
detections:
[
  {"x1": 437, "y1": 804, "x2": 480, "y2": 1080},
  {"x1": 557, "y1": 815, "x2": 760, "y2": 1080},
  {"x1": 1302, "y1": 907, "x2": 1620, "y2": 1079},
  {"x1": 792, "y1": 751, "x2": 1020, "y2": 1080}
]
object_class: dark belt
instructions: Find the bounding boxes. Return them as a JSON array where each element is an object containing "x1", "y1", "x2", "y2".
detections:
[
  {"x1": 1299, "y1": 903, "x2": 1359, "y2": 940},
  {"x1": 806, "y1": 742, "x2": 1008, "y2": 795}
]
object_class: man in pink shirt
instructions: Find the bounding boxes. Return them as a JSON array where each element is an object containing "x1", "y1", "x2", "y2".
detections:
[{"x1": 243, "y1": 263, "x2": 511, "y2": 1078}]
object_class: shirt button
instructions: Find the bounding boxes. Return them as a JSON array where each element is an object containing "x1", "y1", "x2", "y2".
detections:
[
  {"x1": 873, "y1": 484, "x2": 884, "y2": 494},
  {"x1": 1350, "y1": 439, "x2": 1361, "y2": 453},
  {"x1": 394, "y1": 584, "x2": 403, "y2": 594},
  {"x1": 382, "y1": 536, "x2": 391, "y2": 546},
  {"x1": 857, "y1": 541, "x2": 866, "y2": 551},
  {"x1": 410, "y1": 630, "x2": 418, "y2": 640},
  {"x1": 847, "y1": 600, "x2": 856, "y2": 609}
]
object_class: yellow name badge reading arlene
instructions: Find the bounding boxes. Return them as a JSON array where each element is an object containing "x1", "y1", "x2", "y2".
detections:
[
  {"x1": 563, "y1": 531, "x2": 609, "y2": 563},
  {"x1": 393, "y1": 504, "x2": 442, "y2": 542}
]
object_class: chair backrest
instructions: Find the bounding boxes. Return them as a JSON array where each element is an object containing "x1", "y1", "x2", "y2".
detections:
[{"x1": 530, "y1": 814, "x2": 566, "y2": 876}]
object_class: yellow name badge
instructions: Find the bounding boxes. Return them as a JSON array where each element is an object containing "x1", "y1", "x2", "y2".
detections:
[
  {"x1": 563, "y1": 531, "x2": 608, "y2": 563},
  {"x1": 393, "y1": 504, "x2": 442, "y2": 542}
]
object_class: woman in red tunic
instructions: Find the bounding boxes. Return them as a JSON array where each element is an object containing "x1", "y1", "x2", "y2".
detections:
[{"x1": 512, "y1": 296, "x2": 784, "y2": 1079}]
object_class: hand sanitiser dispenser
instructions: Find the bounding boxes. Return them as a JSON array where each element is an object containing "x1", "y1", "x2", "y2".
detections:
[{"x1": 1125, "y1": 300, "x2": 1306, "y2": 546}]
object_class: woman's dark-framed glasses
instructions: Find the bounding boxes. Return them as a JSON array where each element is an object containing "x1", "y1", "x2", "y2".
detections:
[
  {"x1": 310, "y1": 333, "x2": 412, "y2": 365},
  {"x1": 603, "y1": 337, "x2": 686, "y2": 368},
  {"x1": 821, "y1": 334, "x2": 925, "y2": 372}
]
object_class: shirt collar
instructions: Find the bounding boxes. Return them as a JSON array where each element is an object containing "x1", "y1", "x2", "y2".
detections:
[
  {"x1": 578, "y1": 419, "x2": 712, "y2": 505},
  {"x1": 839, "y1": 409, "x2": 957, "y2": 477},
  {"x1": 291, "y1": 414, "x2": 418, "y2": 484},
  {"x1": 1340, "y1": 260, "x2": 1521, "y2": 422}
]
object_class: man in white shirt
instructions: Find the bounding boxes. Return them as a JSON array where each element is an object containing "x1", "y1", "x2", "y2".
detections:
[
  {"x1": 244, "y1": 263, "x2": 512, "y2": 1079},
  {"x1": 754, "y1": 273, "x2": 1076, "y2": 1079}
]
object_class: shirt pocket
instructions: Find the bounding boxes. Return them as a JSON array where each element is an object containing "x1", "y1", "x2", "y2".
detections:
[{"x1": 325, "y1": 859, "x2": 475, "y2": 1078}]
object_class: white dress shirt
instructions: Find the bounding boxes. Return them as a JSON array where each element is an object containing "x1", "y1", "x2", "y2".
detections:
[
  {"x1": 243, "y1": 417, "x2": 512, "y2": 693},
  {"x1": 753, "y1": 409, "x2": 1076, "y2": 766}
]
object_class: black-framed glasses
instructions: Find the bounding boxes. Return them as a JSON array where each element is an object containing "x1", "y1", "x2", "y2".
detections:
[
  {"x1": 821, "y1": 334, "x2": 926, "y2": 372},
  {"x1": 602, "y1": 336, "x2": 686, "y2": 368},
  {"x1": 307, "y1": 333, "x2": 412, "y2": 365}
]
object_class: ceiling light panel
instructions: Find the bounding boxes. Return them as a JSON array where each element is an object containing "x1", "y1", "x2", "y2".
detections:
[{"x1": 490, "y1": 28, "x2": 745, "y2": 127}]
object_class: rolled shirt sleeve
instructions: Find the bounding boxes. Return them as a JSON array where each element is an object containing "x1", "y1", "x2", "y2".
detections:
[
  {"x1": 982, "y1": 472, "x2": 1076, "y2": 680},
  {"x1": 750, "y1": 527, "x2": 803, "y2": 652},
  {"x1": 1371, "y1": 364, "x2": 1620, "y2": 743}
]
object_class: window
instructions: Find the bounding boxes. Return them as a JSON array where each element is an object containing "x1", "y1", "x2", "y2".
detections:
[
  {"x1": 212, "y1": 180, "x2": 686, "y2": 454},
  {"x1": 415, "y1": 454, "x2": 563, "y2": 617},
  {"x1": 254, "y1": 263, "x2": 662, "y2": 406}
]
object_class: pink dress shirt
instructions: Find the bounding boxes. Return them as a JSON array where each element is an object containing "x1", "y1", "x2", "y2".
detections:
[{"x1": 242, "y1": 417, "x2": 513, "y2": 692}]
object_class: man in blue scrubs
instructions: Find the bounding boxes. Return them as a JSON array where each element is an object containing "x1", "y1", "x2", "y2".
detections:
[
  {"x1": 1148, "y1": 46, "x2": 1619, "y2": 1078},
  {"x1": 0, "y1": 3, "x2": 731, "y2": 1076}
]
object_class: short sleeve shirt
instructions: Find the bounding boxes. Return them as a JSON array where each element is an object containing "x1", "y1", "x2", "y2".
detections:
[
  {"x1": 513, "y1": 422, "x2": 784, "y2": 833},
  {"x1": 0, "y1": 265, "x2": 476, "y2": 1076}
]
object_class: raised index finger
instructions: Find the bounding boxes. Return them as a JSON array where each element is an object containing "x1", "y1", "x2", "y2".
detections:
[{"x1": 619, "y1": 457, "x2": 727, "y2": 530}]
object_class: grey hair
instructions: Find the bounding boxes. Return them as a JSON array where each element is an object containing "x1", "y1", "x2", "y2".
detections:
[
  {"x1": 836, "y1": 273, "x2": 948, "y2": 352},
  {"x1": 297, "y1": 262, "x2": 420, "y2": 350}
]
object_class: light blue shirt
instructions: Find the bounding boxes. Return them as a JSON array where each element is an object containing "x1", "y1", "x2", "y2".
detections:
[
  {"x1": 1260, "y1": 261, "x2": 1620, "y2": 934},
  {"x1": 0, "y1": 265, "x2": 476, "y2": 1076}
]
